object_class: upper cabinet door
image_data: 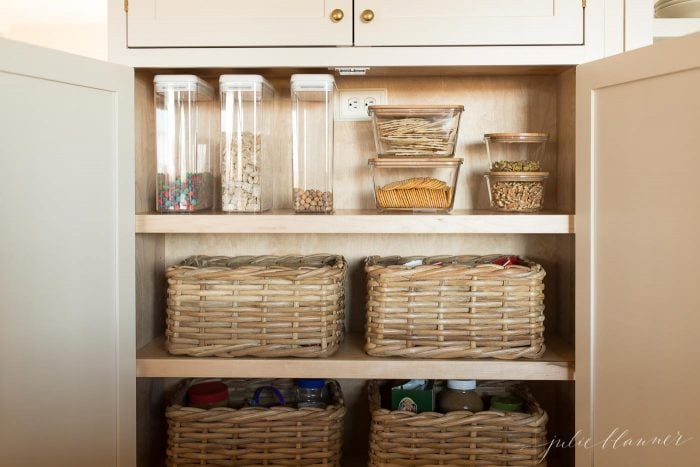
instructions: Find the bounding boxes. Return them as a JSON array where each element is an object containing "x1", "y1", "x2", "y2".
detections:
[
  {"x1": 576, "y1": 32, "x2": 700, "y2": 466},
  {"x1": 354, "y1": 0, "x2": 584, "y2": 46},
  {"x1": 127, "y1": 0, "x2": 354, "y2": 47},
  {"x1": 0, "y1": 39, "x2": 135, "y2": 466}
]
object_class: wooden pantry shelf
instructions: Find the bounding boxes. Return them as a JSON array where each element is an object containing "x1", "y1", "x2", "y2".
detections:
[
  {"x1": 135, "y1": 209, "x2": 574, "y2": 234},
  {"x1": 136, "y1": 334, "x2": 575, "y2": 380}
]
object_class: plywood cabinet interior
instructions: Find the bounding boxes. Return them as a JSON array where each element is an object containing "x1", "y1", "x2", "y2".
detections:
[{"x1": 134, "y1": 66, "x2": 578, "y2": 466}]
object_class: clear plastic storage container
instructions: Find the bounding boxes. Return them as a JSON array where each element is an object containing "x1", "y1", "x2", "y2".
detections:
[
  {"x1": 291, "y1": 74, "x2": 336, "y2": 213},
  {"x1": 219, "y1": 75, "x2": 275, "y2": 212},
  {"x1": 154, "y1": 75, "x2": 215, "y2": 212},
  {"x1": 368, "y1": 105, "x2": 464, "y2": 157},
  {"x1": 484, "y1": 132, "x2": 548, "y2": 169},
  {"x1": 368, "y1": 158, "x2": 463, "y2": 212}
]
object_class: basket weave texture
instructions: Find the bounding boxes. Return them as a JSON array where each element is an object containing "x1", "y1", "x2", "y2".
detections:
[
  {"x1": 368, "y1": 380, "x2": 548, "y2": 467},
  {"x1": 166, "y1": 255, "x2": 346, "y2": 358},
  {"x1": 365, "y1": 255, "x2": 545, "y2": 359},
  {"x1": 167, "y1": 379, "x2": 345, "y2": 466}
]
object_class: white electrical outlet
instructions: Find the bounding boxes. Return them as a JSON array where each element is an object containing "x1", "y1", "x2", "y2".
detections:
[{"x1": 336, "y1": 88, "x2": 388, "y2": 121}]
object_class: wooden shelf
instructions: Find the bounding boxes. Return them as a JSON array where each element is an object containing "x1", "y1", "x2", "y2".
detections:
[
  {"x1": 136, "y1": 334, "x2": 575, "y2": 380},
  {"x1": 654, "y1": 18, "x2": 700, "y2": 39},
  {"x1": 135, "y1": 209, "x2": 574, "y2": 234}
]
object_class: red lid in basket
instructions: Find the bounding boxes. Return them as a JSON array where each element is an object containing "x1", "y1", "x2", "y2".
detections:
[{"x1": 188, "y1": 381, "x2": 228, "y2": 405}]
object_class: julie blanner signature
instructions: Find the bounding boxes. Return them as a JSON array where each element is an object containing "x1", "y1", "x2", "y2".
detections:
[{"x1": 537, "y1": 428, "x2": 693, "y2": 463}]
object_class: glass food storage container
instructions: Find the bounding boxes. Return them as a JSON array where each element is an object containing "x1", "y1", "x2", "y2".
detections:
[
  {"x1": 484, "y1": 132, "x2": 548, "y2": 170},
  {"x1": 368, "y1": 105, "x2": 464, "y2": 157},
  {"x1": 368, "y1": 158, "x2": 463, "y2": 212},
  {"x1": 219, "y1": 75, "x2": 275, "y2": 212},
  {"x1": 291, "y1": 74, "x2": 336, "y2": 214},
  {"x1": 154, "y1": 75, "x2": 215, "y2": 212},
  {"x1": 484, "y1": 171, "x2": 549, "y2": 212}
]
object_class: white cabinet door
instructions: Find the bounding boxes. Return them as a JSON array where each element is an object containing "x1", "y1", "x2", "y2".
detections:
[
  {"x1": 354, "y1": 0, "x2": 584, "y2": 46},
  {"x1": 0, "y1": 39, "x2": 135, "y2": 466},
  {"x1": 576, "y1": 32, "x2": 700, "y2": 466},
  {"x1": 127, "y1": 0, "x2": 353, "y2": 47}
]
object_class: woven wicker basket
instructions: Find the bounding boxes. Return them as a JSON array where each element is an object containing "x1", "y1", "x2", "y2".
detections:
[
  {"x1": 166, "y1": 255, "x2": 346, "y2": 358},
  {"x1": 167, "y1": 378, "x2": 346, "y2": 466},
  {"x1": 368, "y1": 380, "x2": 548, "y2": 467},
  {"x1": 365, "y1": 255, "x2": 545, "y2": 359}
]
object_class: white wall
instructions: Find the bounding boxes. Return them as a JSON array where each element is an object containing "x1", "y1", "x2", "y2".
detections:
[{"x1": 0, "y1": 0, "x2": 107, "y2": 59}]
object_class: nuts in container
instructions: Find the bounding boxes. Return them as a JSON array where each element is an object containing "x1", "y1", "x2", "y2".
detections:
[
  {"x1": 485, "y1": 171, "x2": 548, "y2": 212},
  {"x1": 369, "y1": 158, "x2": 462, "y2": 212},
  {"x1": 483, "y1": 133, "x2": 549, "y2": 212},
  {"x1": 369, "y1": 105, "x2": 464, "y2": 157}
]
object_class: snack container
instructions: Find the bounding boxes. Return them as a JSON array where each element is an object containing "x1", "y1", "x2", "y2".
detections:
[
  {"x1": 291, "y1": 74, "x2": 336, "y2": 213},
  {"x1": 368, "y1": 158, "x2": 462, "y2": 212},
  {"x1": 485, "y1": 171, "x2": 549, "y2": 212},
  {"x1": 154, "y1": 75, "x2": 215, "y2": 212},
  {"x1": 484, "y1": 132, "x2": 548, "y2": 168},
  {"x1": 369, "y1": 105, "x2": 464, "y2": 157},
  {"x1": 219, "y1": 75, "x2": 275, "y2": 212}
]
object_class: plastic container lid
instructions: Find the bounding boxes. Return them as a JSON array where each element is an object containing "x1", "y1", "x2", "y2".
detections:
[
  {"x1": 219, "y1": 74, "x2": 274, "y2": 93},
  {"x1": 153, "y1": 74, "x2": 214, "y2": 99},
  {"x1": 290, "y1": 74, "x2": 335, "y2": 92},
  {"x1": 297, "y1": 379, "x2": 326, "y2": 389},
  {"x1": 490, "y1": 395, "x2": 524, "y2": 412},
  {"x1": 447, "y1": 380, "x2": 477, "y2": 391},
  {"x1": 187, "y1": 381, "x2": 228, "y2": 405}
]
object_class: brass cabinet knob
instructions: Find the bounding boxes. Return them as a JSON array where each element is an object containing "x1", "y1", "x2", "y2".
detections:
[
  {"x1": 330, "y1": 8, "x2": 344, "y2": 22},
  {"x1": 361, "y1": 9, "x2": 375, "y2": 23}
]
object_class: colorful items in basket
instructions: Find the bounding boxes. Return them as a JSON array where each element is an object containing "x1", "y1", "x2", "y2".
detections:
[
  {"x1": 156, "y1": 172, "x2": 213, "y2": 212},
  {"x1": 383, "y1": 379, "x2": 526, "y2": 414},
  {"x1": 391, "y1": 380, "x2": 436, "y2": 413},
  {"x1": 438, "y1": 380, "x2": 484, "y2": 413},
  {"x1": 376, "y1": 177, "x2": 452, "y2": 209},
  {"x1": 369, "y1": 380, "x2": 546, "y2": 467},
  {"x1": 169, "y1": 379, "x2": 345, "y2": 467},
  {"x1": 185, "y1": 379, "x2": 329, "y2": 410},
  {"x1": 187, "y1": 381, "x2": 229, "y2": 409}
]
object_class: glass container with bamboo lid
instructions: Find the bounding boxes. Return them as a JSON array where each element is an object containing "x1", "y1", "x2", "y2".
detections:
[
  {"x1": 483, "y1": 132, "x2": 549, "y2": 212},
  {"x1": 368, "y1": 157, "x2": 463, "y2": 212},
  {"x1": 368, "y1": 105, "x2": 464, "y2": 157}
]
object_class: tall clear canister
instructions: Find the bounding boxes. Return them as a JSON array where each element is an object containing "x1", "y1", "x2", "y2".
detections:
[
  {"x1": 291, "y1": 74, "x2": 336, "y2": 213},
  {"x1": 219, "y1": 75, "x2": 275, "y2": 212},
  {"x1": 154, "y1": 74, "x2": 215, "y2": 212}
]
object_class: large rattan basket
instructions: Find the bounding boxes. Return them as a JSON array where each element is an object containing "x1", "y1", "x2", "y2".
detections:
[
  {"x1": 167, "y1": 378, "x2": 345, "y2": 466},
  {"x1": 365, "y1": 255, "x2": 545, "y2": 359},
  {"x1": 368, "y1": 380, "x2": 548, "y2": 466},
  {"x1": 166, "y1": 254, "x2": 346, "y2": 358}
]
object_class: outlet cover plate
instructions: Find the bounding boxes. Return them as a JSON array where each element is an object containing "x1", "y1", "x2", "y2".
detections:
[{"x1": 336, "y1": 88, "x2": 388, "y2": 121}]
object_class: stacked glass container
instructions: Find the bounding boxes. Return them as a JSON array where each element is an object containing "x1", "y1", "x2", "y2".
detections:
[
  {"x1": 367, "y1": 105, "x2": 464, "y2": 212},
  {"x1": 483, "y1": 133, "x2": 549, "y2": 212}
]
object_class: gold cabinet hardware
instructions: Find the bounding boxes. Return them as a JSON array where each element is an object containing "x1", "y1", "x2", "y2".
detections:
[
  {"x1": 361, "y1": 9, "x2": 375, "y2": 23},
  {"x1": 330, "y1": 8, "x2": 344, "y2": 22},
  {"x1": 124, "y1": 0, "x2": 128, "y2": 12}
]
